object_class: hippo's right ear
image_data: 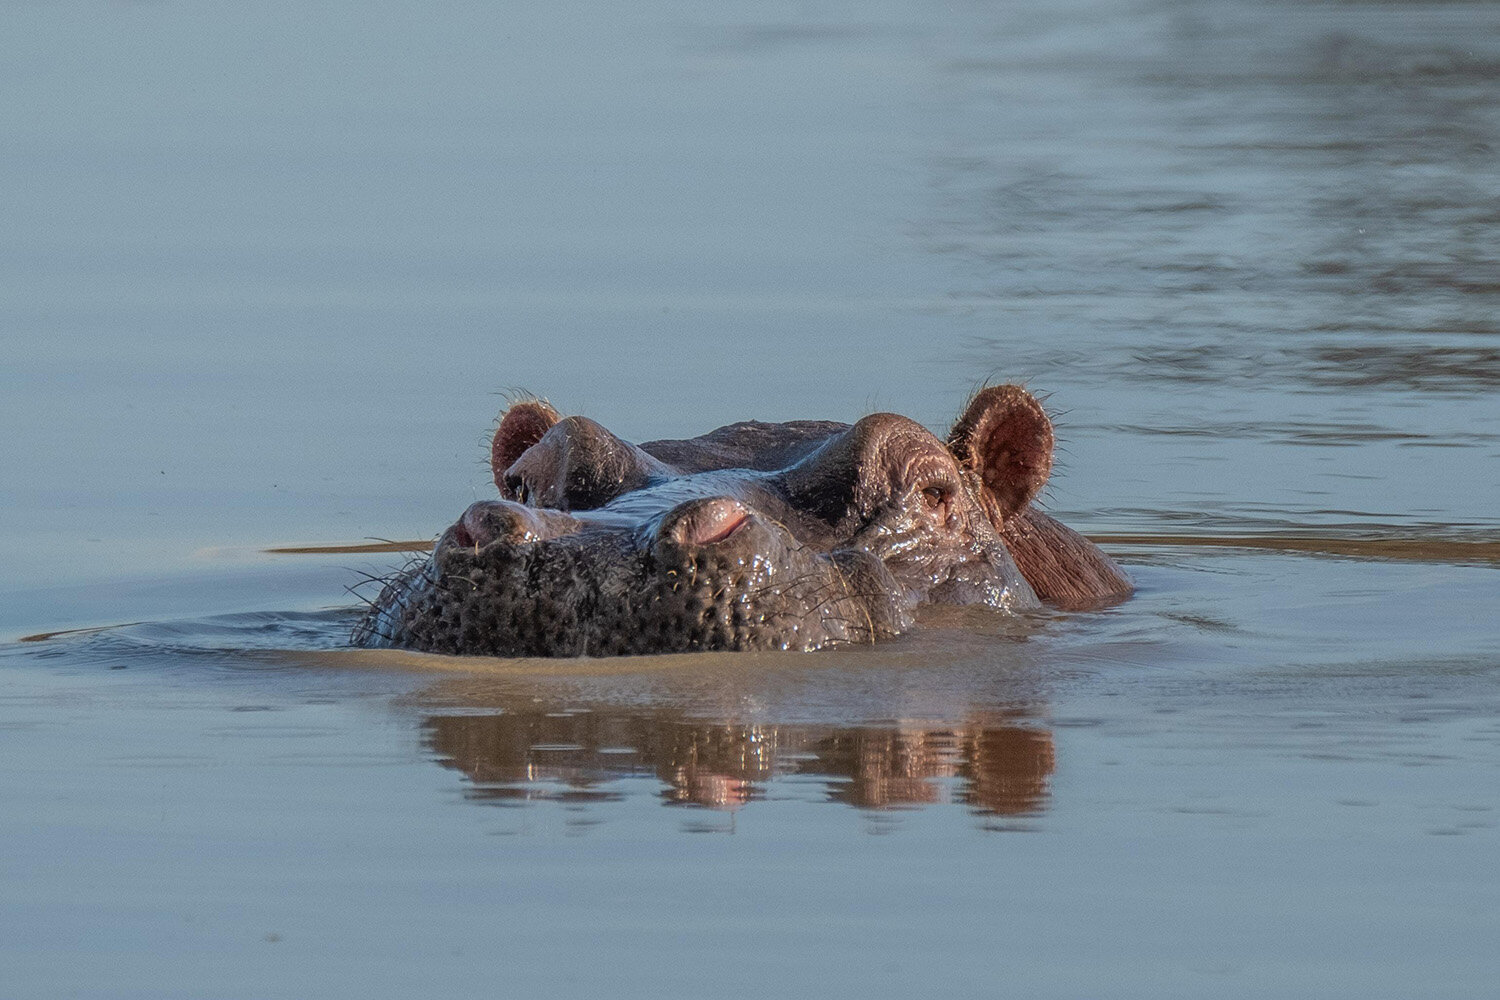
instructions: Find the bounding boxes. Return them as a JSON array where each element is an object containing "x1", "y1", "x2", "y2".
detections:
[
  {"x1": 946, "y1": 385, "x2": 1054, "y2": 525},
  {"x1": 491, "y1": 399, "x2": 560, "y2": 494}
]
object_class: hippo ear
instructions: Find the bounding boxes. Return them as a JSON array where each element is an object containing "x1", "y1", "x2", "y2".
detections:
[
  {"x1": 947, "y1": 385, "x2": 1054, "y2": 523},
  {"x1": 491, "y1": 399, "x2": 560, "y2": 494},
  {"x1": 503, "y1": 416, "x2": 677, "y2": 510}
]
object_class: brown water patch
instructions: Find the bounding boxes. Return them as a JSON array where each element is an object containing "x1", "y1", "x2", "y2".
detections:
[
  {"x1": 279, "y1": 614, "x2": 1042, "y2": 679},
  {"x1": 17, "y1": 622, "x2": 143, "y2": 643},
  {"x1": 1095, "y1": 533, "x2": 1500, "y2": 565}
]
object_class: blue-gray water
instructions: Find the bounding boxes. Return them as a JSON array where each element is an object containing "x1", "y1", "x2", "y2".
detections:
[{"x1": 2, "y1": 1, "x2": 1498, "y2": 997}]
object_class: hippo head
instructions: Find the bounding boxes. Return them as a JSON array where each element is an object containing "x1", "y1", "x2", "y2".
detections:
[{"x1": 354, "y1": 386, "x2": 1131, "y2": 657}]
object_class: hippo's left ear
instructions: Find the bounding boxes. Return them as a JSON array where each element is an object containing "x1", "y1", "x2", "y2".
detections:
[
  {"x1": 946, "y1": 385, "x2": 1054, "y2": 525},
  {"x1": 491, "y1": 399, "x2": 560, "y2": 494}
]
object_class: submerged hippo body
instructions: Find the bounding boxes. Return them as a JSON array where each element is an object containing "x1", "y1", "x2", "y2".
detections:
[{"x1": 354, "y1": 386, "x2": 1132, "y2": 657}]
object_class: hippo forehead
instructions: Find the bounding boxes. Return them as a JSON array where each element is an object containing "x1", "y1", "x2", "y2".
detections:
[
  {"x1": 573, "y1": 470, "x2": 805, "y2": 538},
  {"x1": 505, "y1": 410, "x2": 964, "y2": 529}
]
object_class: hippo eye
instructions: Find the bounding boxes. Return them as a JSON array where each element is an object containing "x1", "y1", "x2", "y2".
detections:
[
  {"x1": 920, "y1": 484, "x2": 952, "y2": 512},
  {"x1": 504, "y1": 473, "x2": 532, "y2": 505}
]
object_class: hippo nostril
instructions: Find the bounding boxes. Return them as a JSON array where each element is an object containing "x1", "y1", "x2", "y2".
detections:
[
  {"x1": 458, "y1": 500, "x2": 543, "y2": 550},
  {"x1": 693, "y1": 510, "x2": 749, "y2": 545},
  {"x1": 659, "y1": 498, "x2": 751, "y2": 548}
]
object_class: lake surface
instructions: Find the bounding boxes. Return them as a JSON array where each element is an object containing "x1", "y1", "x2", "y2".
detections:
[{"x1": 3, "y1": 1, "x2": 1498, "y2": 996}]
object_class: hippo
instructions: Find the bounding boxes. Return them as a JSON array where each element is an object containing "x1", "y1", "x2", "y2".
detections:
[{"x1": 354, "y1": 385, "x2": 1131, "y2": 657}]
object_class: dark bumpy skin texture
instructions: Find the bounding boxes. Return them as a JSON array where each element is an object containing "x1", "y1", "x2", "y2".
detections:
[{"x1": 354, "y1": 386, "x2": 1133, "y2": 657}]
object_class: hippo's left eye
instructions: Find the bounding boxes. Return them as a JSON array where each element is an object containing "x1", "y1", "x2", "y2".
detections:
[{"x1": 920, "y1": 484, "x2": 952, "y2": 513}]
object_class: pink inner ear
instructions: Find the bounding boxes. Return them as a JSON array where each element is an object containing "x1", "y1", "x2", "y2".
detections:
[
  {"x1": 491, "y1": 401, "x2": 559, "y2": 493},
  {"x1": 948, "y1": 385, "x2": 1055, "y2": 519}
]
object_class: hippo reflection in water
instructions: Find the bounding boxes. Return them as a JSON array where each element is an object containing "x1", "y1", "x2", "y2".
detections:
[
  {"x1": 354, "y1": 385, "x2": 1132, "y2": 656},
  {"x1": 426, "y1": 709, "x2": 1056, "y2": 815}
]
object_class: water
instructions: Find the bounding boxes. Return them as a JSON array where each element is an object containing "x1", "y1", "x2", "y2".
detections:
[{"x1": 3, "y1": 1, "x2": 1498, "y2": 996}]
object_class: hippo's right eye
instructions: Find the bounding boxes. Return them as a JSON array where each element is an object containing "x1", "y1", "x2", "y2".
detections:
[
  {"x1": 919, "y1": 483, "x2": 958, "y2": 521},
  {"x1": 504, "y1": 473, "x2": 531, "y2": 505}
]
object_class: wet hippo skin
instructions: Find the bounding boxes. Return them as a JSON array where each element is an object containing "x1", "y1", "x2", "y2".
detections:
[{"x1": 355, "y1": 386, "x2": 1132, "y2": 656}]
